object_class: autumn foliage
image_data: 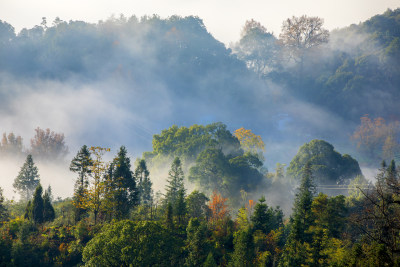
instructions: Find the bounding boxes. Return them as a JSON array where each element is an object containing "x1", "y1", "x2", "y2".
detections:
[
  {"x1": 208, "y1": 191, "x2": 229, "y2": 224},
  {"x1": 234, "y1": 127, "x2": 265, "y2": 154},
  {"x1": 351, "y1": 115, "x2": 400, "y2": 161}
]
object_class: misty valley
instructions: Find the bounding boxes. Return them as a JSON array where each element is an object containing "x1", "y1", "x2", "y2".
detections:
[{"x1": 0, "y1": 8, "x2": 400, "y2": 267}]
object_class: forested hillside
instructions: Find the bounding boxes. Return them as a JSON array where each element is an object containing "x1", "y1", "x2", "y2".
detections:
[
  {"x1": 1, "y1": 9, "x2": 399, "y2": 166},
  {"x1": 0, "y1": 8, "x2": 400, "y2": 267}
]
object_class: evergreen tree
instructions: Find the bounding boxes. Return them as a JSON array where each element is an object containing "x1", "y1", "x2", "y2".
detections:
[
  {"x1": 185, "y1": 218, "x2": 211, "y2": 266},
  {"x1": 231, "y1": 227, "x2": 255, "y2": 267},
  {"x1": 24, "y1": 200, "x2": 32, "y2": 220},
  {"x1": 166, "y1": 202, "x2": 174, "y2": 229},
  {"x1": 251, "y1": 196, "x2": 269, "y2": 234},
  {"x1": 175, "y1": 189, "x2": 187, "y2": 225},
  {"x1": 135, "y1": 159, "x2": 152, "y2": 205},
  {"x1": 251, "y1": 196, "x2": 284, "y2": 234},
  {"x1": 31, "y1": 184, "x2": 44, "y2": 224},
  {"x1": 0, "y1": 187, "x2": 9, "y2": 221},
  {"x1": 165, "y1": 157, "x2": 185, "y2": 205},
  {"x1": 43, "y1": 187, "x2": 55, "y2": 222},
  {"x1": 70, "y1": 145, "x2": 92, "y2": 222},
  {"x1": 280, "y1": 161, "x2": 316, "y2": 266},
  {"x1": 13, "y1": 154, "x2": 40, "y2": 201},
  {"x1": 291, "y1": 161, "x2": 316, "y2": 243},
  {"x1": 203, "y1": 252, "x2": 218, "y2": 267},
  {"x1": 105, "y1": 146, "x2": 138, "y2": 219}
]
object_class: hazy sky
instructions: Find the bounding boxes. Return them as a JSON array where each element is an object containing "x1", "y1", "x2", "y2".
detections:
[{"x1": 1, "y1": 0, "x2": 398, "y2": 44}]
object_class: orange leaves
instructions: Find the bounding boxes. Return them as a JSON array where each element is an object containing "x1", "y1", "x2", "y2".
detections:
[
  {"x1": 208, "y1": 191, "x2": 229, "y2": 224},
  {"x1": 234, "y1": 127, "x2": 265, "y2": 153},
  {"x1": 351, "y1": 115, "x2": 400, "y2": 159}
]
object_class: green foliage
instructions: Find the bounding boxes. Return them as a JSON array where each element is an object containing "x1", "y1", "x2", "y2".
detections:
[
  {"x1": 31, "y1": 184, "x2": 44, "y2": 224},
  {"x1": 146, "y1": 123, "x2": 241, "y2": 163},
  {"x1": 251, "y1": 196, "x2": 283, "y2": 235},
  {"x1": 186, "y1": 190, "x2": 209, "y2": 219},
  {"x1": 105, "y1": 146, "x2": 137, "y2": 220},
  {"x1": 43, "y1": 188, "x2": 55, "y2": 223},
  {"x1": 185, "y1": 218, "x2": 211, "y2": 266},
  {"x1": 70, "y1": 145, "x2": 92, "y2": 222},
  {"x1": 13, "y1": 154, "x2": 40, "y2": 201},
  {"x1": 82, "y1": 220, "x2": 183, "y2": 266},
  {"x1": 165, "y1": 157, "x2": 185, "y2": 205},
  {"x1": 135, "y1": 159, "x2": 153, "y2": 206},
  {"x1": 0, "y1": 187, "x2": 9, "y2": 222},
  {"x1": 231, "y1": 227, "x2": 255, "y2": 267},
  {"x1": 287, "y1": 139, "x2": 361, "y2": 184}
]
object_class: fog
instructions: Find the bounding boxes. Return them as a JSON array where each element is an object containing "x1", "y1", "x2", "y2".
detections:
[{"x1": 0, "y1": 11, "x2": 396, "y2": 204}]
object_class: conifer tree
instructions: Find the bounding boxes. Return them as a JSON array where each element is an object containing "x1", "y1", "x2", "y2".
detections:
[
  {"x1": 231, "y1": 227, "x2": 255, "y2": 266},
  {"x1": 108, "y1": 146, "x2": 137, "y2": 219},
  {"x1": 70, "y1": 145, "x2": 92, "y2": 222},
  {"x1": 291, "y1": 161, "x2": 316, "y2": 243},
  {"x1": 43, "y1": 187, "x2": 55, "y2": 222},
  {"x1": 185, "y1": 218, "x2": 211, "y2": 266},
  {"x1": 13, "y1": 154, "x2": 40, "y2": 201},
  {"x1": 166, "y1": 202, "x2": 174, "y2": 229},
  {"x1": 280, "y1": 161, "x2": 316, "y2": 266},
  {"x1": 135, "y1": 159, "x2": 152, "y2": 205},
  {"x1": 165, "y1": 157, "x2": 185, "y2": 205},
  {"x1": 175, "y1": 189, "x2": 186, "y2": 225},
  {"x1": 31, "y1": 184, "x2": 44, "y2": 224}
]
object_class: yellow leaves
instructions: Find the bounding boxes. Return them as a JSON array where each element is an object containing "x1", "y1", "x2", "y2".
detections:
[{"x1": 234, "y1": 127, "x2": 265, "y2": 153}]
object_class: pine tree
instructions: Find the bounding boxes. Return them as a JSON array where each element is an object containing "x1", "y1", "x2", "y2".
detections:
[
  {"x1": 43, "y1": 187, "x2": 55, "y2": 222},
  {"x1": 31, "y1": 184, "x2": 44, "y2": 224},
  {"x1": 165, "y1": 157, "x2": 185, "y2": 205},
  {"x1": 166, "y1": 202, "x2": 174, "y2": 229},
  {"x1": 291, "y1": 161, "x2": 316, "y2": 243},
  {"x1": 280, "y1": 161, "x2": 316, "y2": 266},
  {"x1": 135, "y1": 159, "x2": 152, "y2": 205},
  {"x1": 109, "y1": 146, "x2": 137, "y2": 219},
  {"x1": 175, "y1": 189, "x2": 186, "y2": 225},
  {"x1": 185, "y1": 218, "x2": 211, "y2": 266},
  {"x1": 13, "y1": 154, "x2": 40, "y2": 201},
  {"x1": 231, "y1": 227, "x2": 255, "y2": 267},
  {"x1": 70, "y1": 145, "x2": 92, "y2": 222}
]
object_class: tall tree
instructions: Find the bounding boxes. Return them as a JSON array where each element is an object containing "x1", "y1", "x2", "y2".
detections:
[
  {"x1": 280, "y1": 161, "x2": 316, "y2": 266},
  {"x1": 87, "y1": 147, "x2": 110, "y2": 224},
  {"x1": 185, "y1": 218, "x2": 211, "y2": 266},
  {"x1": 108, "y1": 146, "x2": 137, "y2": 219},
  {"x1": 135, "y1": 159, "x2": 152, "y2": 205},
  {"x1": 251, "y1": 196, "x2": 283, "y2": 234},
  {"x1": 291, "y1": 161, "x2": 316, "y2": 243},
  {"x1": 70, "y1": 145, "x2": 92, "y2": 222},
  {"x1": 165, "y1": 157, "x2": 185, "y2": 207},
  {"x1": 279, "y1": 15, "x2": 329, "y2": 64},
  {"x1": 13, "y1": 154, "x2": 40, "y2": 201},
  {"x1": 231, "y1": 227, "x2": 255, "y2": 267},
  {"x1": 30, "y1": 184, "x2": 44, "y2": 224},
  {"x1": 43, "y1": 186, "x2": 55, "y2": 223},
  {"x1": 232, "y1": 19, "x2": 280, "y2": 76}
]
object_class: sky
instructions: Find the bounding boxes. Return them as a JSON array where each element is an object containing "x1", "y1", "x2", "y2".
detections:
[{"x1": 0, "y1": 0, "x2": 399, "y2": 45}]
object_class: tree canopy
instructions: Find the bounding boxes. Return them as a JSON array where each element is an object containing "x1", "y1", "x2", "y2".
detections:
[{"x1": 287, "y1": 139, "x2": 362, "y2": 184}]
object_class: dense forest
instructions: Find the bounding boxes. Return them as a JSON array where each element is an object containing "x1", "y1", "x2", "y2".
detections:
[{"x1": 0, "y1": 7, "x2": 400, "y2": 267}]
